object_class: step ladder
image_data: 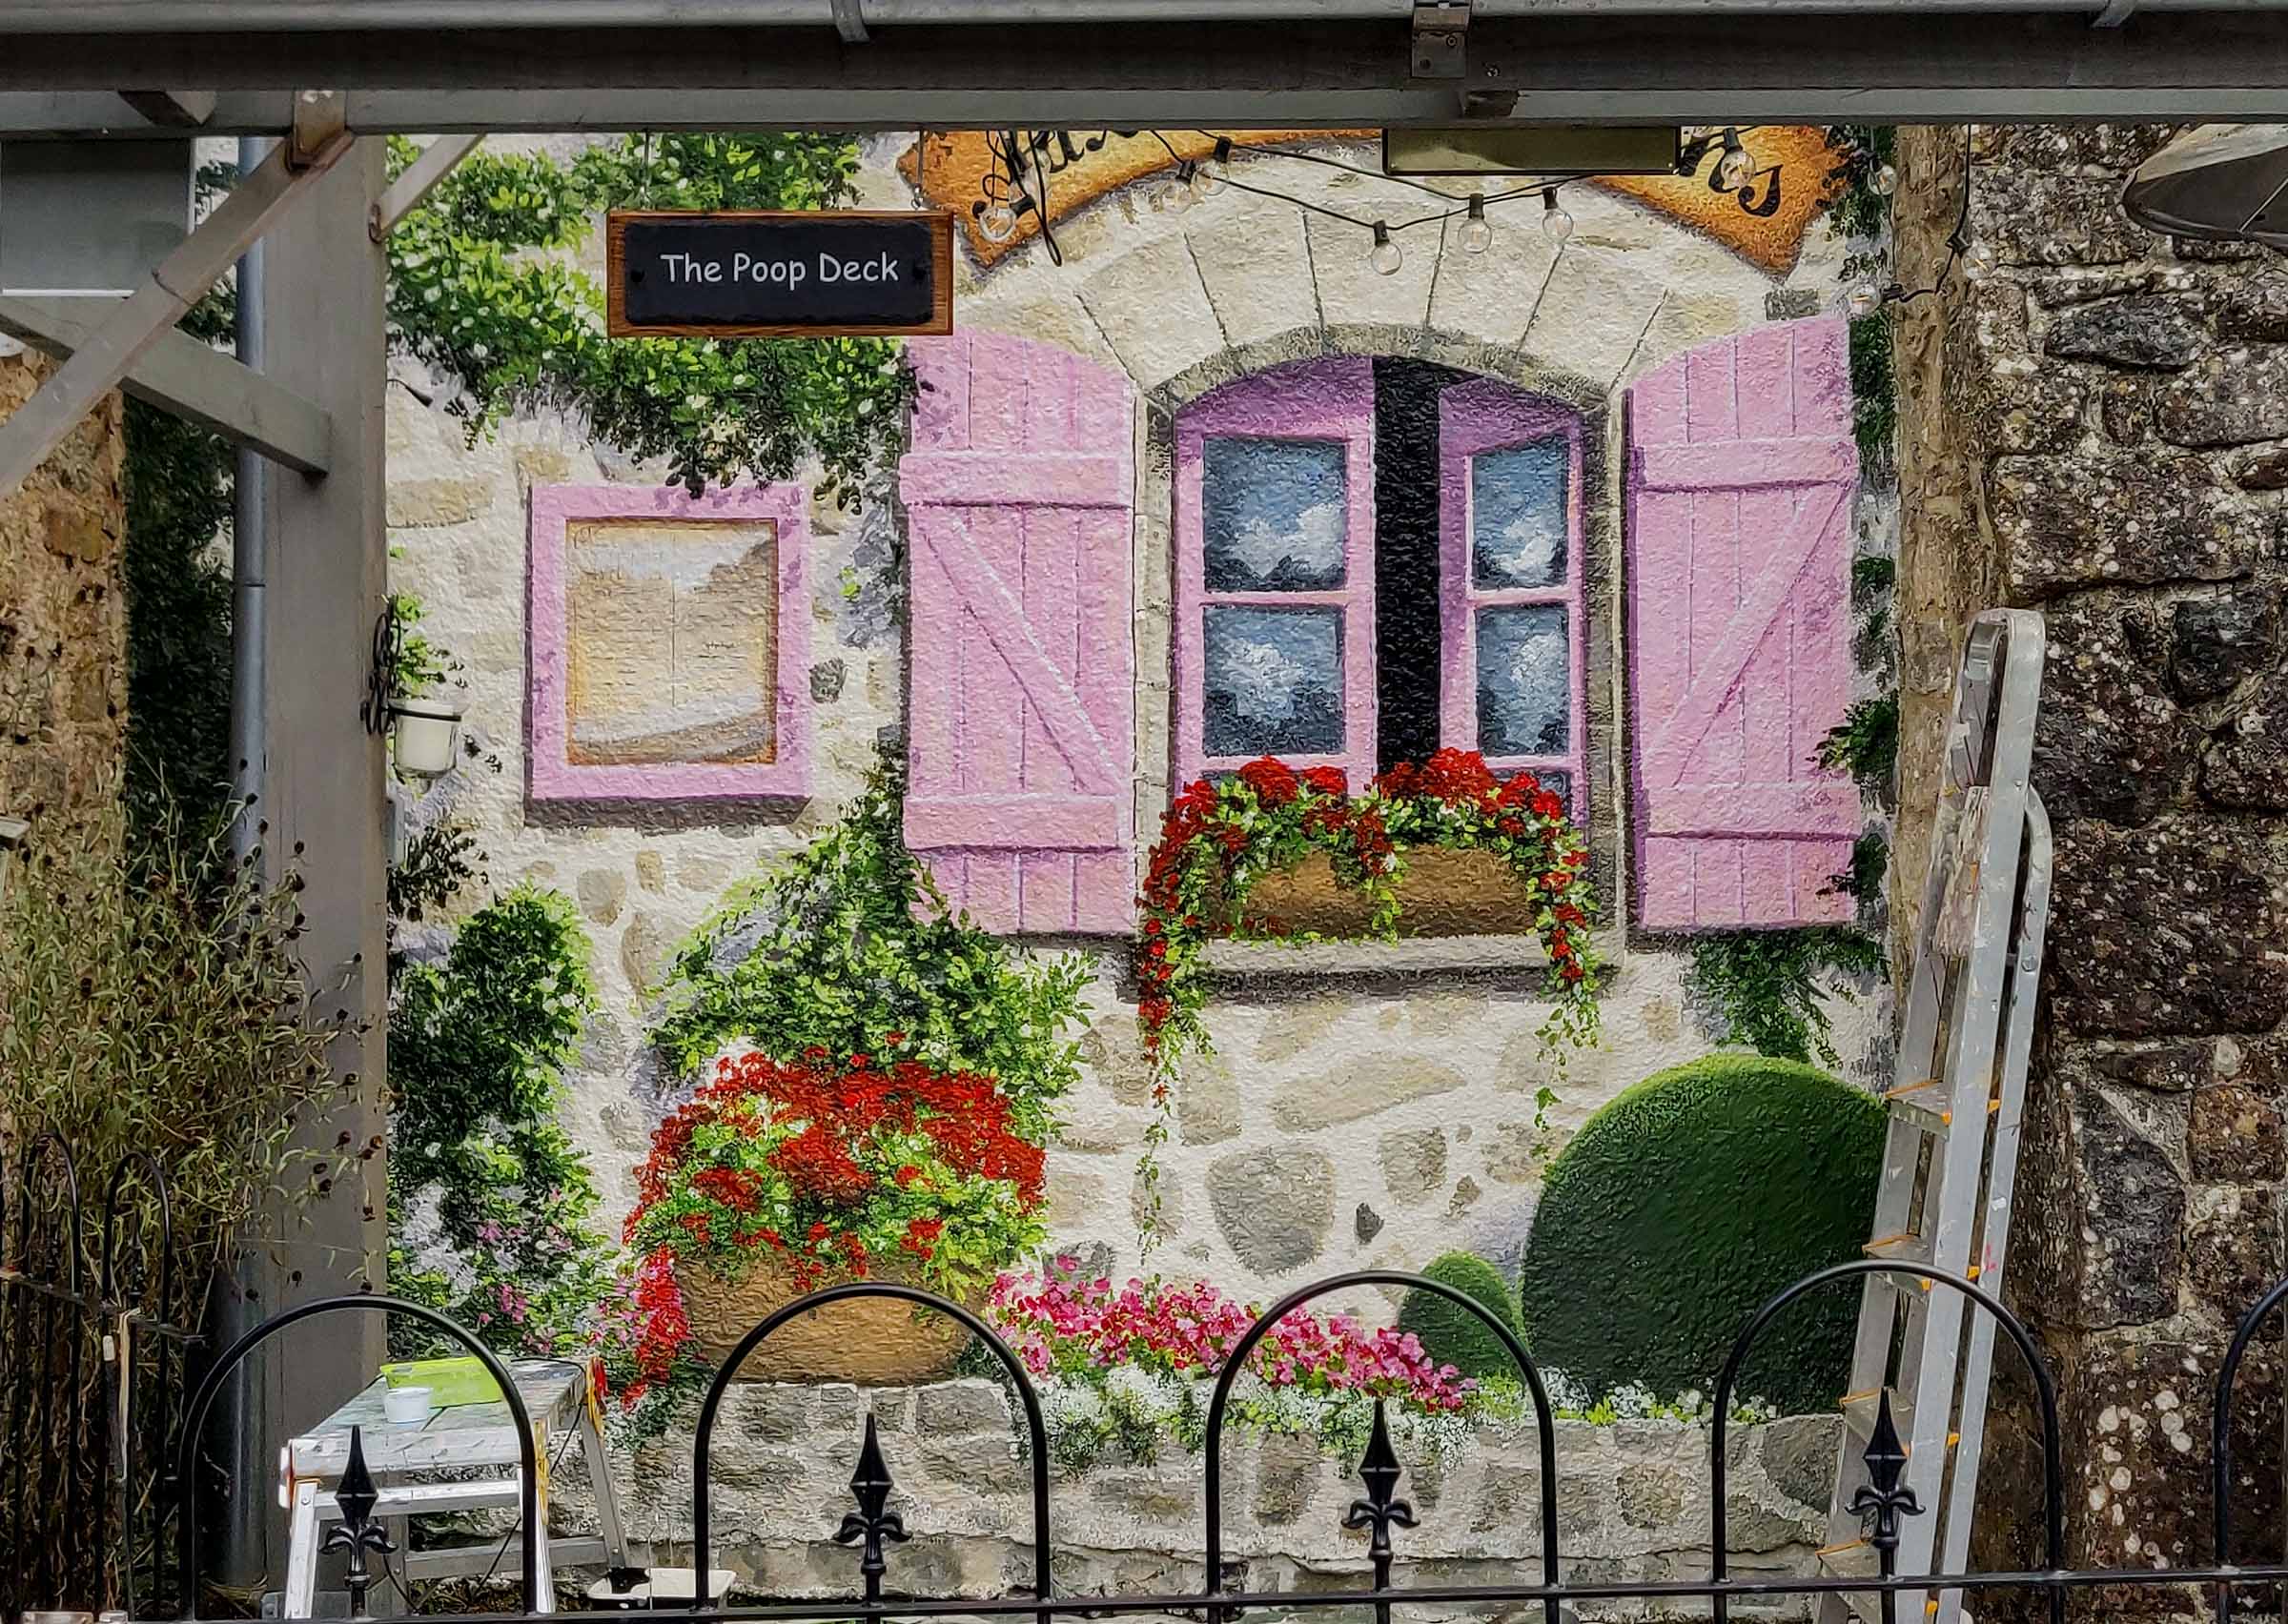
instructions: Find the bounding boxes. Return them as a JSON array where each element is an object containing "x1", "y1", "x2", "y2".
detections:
[{"x1": 1817, "y1": 609, "x2": 2053, "y2": 1624}]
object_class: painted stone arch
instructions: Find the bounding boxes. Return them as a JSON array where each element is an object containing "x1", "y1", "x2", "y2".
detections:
[{"x1": 892, "y1": 315, "x2": 1857, "y2": 940}]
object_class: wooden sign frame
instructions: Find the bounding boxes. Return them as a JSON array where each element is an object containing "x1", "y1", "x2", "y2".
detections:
[{"x1": 606, "y1": 209, "x2": 954, "y2": 339}]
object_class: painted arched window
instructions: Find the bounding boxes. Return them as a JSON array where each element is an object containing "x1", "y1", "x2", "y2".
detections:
[{"x1": 1173, "y1": 356, "x2": 1586, "y2": 818}]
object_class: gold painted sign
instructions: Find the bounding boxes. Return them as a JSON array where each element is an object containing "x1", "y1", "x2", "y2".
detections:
[{"x1": 902, "y1": 126, "x2": 1837, "y2": 276}]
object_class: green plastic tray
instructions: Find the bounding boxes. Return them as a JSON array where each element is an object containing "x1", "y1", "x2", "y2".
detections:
[{"x1": 378, "y1": 1356, "x2": 504, "y2": 1409}]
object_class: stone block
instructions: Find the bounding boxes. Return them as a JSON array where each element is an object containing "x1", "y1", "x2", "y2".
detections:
[
  {"x1": 2045, "y1": 297, "x2": 2205, "y2": 371},
  {"x1": 1520, "y1": 247, "x2": 1666, "y2": 390},
  {"x1": 1187, "y1": 193, "x2": 1318, "y2": 350},
  {"x1": 1178, "y1": 1069, "x2": 1241, "y2": 1146},
  {"x1": 1426, "y1": 211, "x2": 1557, "y2": 346},
  {"x1": 2171, "y1": 588, "x2": 2278, "y2": 700},
  {"x1": 1077, "y1": 234, "x2": 1227, "y2": 392},
  {"x1": 1271, "y1": 1051, "x2": 1467, "y2": 1130},
  {"x1": 2208, "y1": 264, "x2": 2288, "y2": 342},
  {"x1": 1989, "y1": 449, "x2": 2257, "y2": 599},
  {"x1": 578, "y1": 866, "x2": 628, "y2": 925},
  {"x1": 1757, "y1": 1414, "x2": 1842, "y2": 1509},
  {"x1": 914, "y1": 1379, "x2": 1011, "y2": 1437},
  {"x1": 1977, "y1": 171, "x2": 2156, "y2": 267},
  {"x1": 1252, "y1": 1433, "x2": 1320, "y2": 1527},
  {"x1": 635, "y1": 849, "x2": 666, "y2": 893},
  {"x1": 1982, "y1": 369, "x2": 2089, "y2": 456},
  {"x1": 1379, "y1": 1127, "x2": 1447, "y2": 1206},
  {"x1": 621, "y1": 908, "x2": 676, "y2": 990},
  {"x1": 1306, "y1": 208, "x2": 1438, "y2": 336},
  {"x1": 2048, "y1": 818, "x2": 2288, "y2": 1040},
  {"x1": 2030, "y1": 594, "x2": 2195, "y2": 825},
  {"x1": 2155, "y1": 348, "x2": 2288, "y2": 447},
  {"x1": 1207, "y1": 1147, "x2": 1335, "y2": 1272},
  {"x1": 387, "y1": 474, "x2": 493, "y2": 528},
  {"x1": 2190, "y1": 1084, "x2": 2287, "y2": 1182},
  {"x1": 2185, "y1": 1184, "x2": 2282, "y2": 1315},
  {"x1": 2203, "y1": 666, "x2": 2288, "y2": 808}
]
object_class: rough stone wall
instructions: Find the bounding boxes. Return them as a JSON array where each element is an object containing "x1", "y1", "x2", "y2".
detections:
[
  {"x1": 548, "y1": 1378, "x2": 1839, "y2": 1618},
  {"x1": 1892, "y1": 124, "x2": 2288, "y2": 1597},
  {"x1": 0, "y1": 349, "x2": 127, "y2": 858}
]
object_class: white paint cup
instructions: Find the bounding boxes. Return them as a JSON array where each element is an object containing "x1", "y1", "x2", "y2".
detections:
[{"x1": 382, "y1": 1384, "x2": 434, "y2": 1426}]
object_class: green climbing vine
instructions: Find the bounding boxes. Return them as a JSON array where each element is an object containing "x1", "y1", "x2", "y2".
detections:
[
  {"x1": 385, "y1": 132, "x2": 921, "y2": 500},
  {"x1": 1688, "y1": 133, "x2": 1903, "y2": 1066}
]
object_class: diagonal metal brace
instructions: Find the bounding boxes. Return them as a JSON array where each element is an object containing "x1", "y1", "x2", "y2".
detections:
[{"x1": 0, "y1": 129, "x2": 350, "y2": 497}]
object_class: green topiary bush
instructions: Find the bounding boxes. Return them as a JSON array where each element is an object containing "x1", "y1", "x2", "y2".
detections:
[
  {"x1": 1516, "y1": 1053, "x2": 1884, "y2": 1414},
  {"x1": 1397, "y1": 1251, "x2": 1522, "y2": 1380}
]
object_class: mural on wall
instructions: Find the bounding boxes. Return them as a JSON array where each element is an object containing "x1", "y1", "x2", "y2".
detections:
[{"x1": 378, "y1": 122, "x2": 1901, "y2": 1600}]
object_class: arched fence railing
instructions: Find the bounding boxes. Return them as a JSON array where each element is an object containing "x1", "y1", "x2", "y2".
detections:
[{"x1": 64, "y1": 1252, "x2": 2288, "y2": 1623}]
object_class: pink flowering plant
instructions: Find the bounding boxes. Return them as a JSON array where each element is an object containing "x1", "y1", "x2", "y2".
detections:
[{"x1": 987, "y1": 1266, "x2": 1481, "y2": 1472}]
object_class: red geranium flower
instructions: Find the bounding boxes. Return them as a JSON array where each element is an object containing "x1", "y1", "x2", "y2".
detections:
[
  {"x1": 1237, "y1": 757, "x2": 1300, "y2": 807},
  {"x1": 1300, "y1": 764, "x2": 1350, "y2": 798}
]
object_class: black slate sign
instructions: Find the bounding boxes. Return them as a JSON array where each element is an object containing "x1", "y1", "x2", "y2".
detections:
[{"x1": 607, "y1": 210, "x2": 953, "y2": 337}]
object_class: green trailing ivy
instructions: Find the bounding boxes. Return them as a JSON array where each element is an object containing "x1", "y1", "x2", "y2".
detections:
[
  {"x1": 386, "y1": 883, "x2": 618, "y2": 1358},
  {"x1": 1817, "y1": 697, "x2": 1900, "y2": 802},
  {"x1": 645, "y1": 744, "x2": 1092, "y2": 1145},
  {"x1": 385, "y1": 132, "x2": 920, "y2": 500},
  {"x1": 1685, "y1": 927, "x2": 1888, "y2": 1070}
]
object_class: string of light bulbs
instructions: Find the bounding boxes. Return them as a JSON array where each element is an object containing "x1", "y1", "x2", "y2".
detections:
[{"x1": 1844, "y1": 126, "x2": 1995, "y2": 316}]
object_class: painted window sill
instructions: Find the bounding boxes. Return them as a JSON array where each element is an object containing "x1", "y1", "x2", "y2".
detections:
[{"x1": 1200, "y1": 933, "x2": 1551, "y2": 980}]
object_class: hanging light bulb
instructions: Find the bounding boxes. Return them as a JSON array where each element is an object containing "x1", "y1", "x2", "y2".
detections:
[
  {"x1": 1152, "y1": 165, "x2": 1199, "y2": 213},
  {"x1": 1540, "y1": 191, "x2": 1574, "y2": 245},
  {"x1": 977, "y1": 201, "x2": 1019, "y2": 243},
  {"x1": 1369, "y1": 221, "x2": 1403, "y2": 276},
  {"x1": 1459, "y1": 193, "x2": 1495, "y2": 255},
  {"x1": 1872, "y1": 161, "x2": 1900, "y2": 196},
  {"x1": 1846, "y1": 282, "x2": 1884, "y2": 318},
  {"x1": 1716, "y1": 127, "x2": 1757, "y2": 192},
  {"x1": 1962, "y1": 238, "x2": 1998, "y2": 281},
  {"x1": 1192, "y1": 137, "x2": 1232, "y2": 200}
]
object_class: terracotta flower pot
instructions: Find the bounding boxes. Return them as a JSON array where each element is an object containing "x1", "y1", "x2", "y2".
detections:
[
  {"x1": 673, "y1": 1250, "x2": 976, "y2": 1385},
  {"x1": 1233, "y1": 847, "x2": 1542, "y2": 939}
]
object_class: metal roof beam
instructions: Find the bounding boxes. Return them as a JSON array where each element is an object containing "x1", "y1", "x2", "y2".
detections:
[{"x1": 4, "y1": 13, "x2": 2288, "y2": 130}]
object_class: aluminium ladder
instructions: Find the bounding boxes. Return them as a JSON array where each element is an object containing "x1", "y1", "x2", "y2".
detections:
[{"x1": 1816, "y1": 609, "x2": 2053, "y2": 1624}]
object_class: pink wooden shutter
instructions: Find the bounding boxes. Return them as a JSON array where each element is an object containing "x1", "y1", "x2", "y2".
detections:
[
  {"x1": 1624, "y1": 317, "x2": 1860, "y2": 931},
  {"x1": 899, "y1": 331, "x2": 1136, "y2": 935}
]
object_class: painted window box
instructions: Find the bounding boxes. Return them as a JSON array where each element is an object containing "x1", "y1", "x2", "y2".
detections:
[
  {"x1": 528, "y1": 481, "x2": 809, "y2": 802},
  {"x1": 1223, "y1": 846, "x2": 1546, "y2": 941}
]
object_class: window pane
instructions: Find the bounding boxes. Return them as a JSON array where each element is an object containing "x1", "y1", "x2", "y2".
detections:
[
  {"x1": 1203, "y1": 436, "x2": 1348, "y2": 592},
  {"x1": 1203, "y1": 605, "x2": 1344, "y2": 758},
  {"x1": 1471, "y1": 438, "x2": 1568, "y2": 590},
  {"x1": 1476, "y1": 603, "x2": 1569, "y2": 758},
  {"x1": 566, "y1": 516, "x2": 778, "y2": 765}
]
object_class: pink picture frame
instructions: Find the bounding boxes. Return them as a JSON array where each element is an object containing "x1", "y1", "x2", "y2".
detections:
[{"x1": 527, "y1": 481, "x2": 810, "y2": 802}]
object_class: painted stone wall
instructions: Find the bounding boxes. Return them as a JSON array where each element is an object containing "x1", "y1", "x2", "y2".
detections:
[
  {"x1": 0, "y1": 348, "x2": 126, "y2": 857},
  {"x1": 385, "y1": 128, "x2": 1899, "y2": 1593},
  {"x1": 1890, "y1": 124, "x2": 2287, "y2": 1599},
  {"x1": 388, "y1": 132, "x2": 1890, "y2": 1286}
]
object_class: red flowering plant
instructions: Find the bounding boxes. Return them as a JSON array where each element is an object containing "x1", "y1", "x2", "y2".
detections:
[
  {"x1": 1134, "y1": 750, "x2": 1601, "y2": 1246},
  {"x1": 623, "y1": 1047, "x2": 1050, "y2": 1302}
]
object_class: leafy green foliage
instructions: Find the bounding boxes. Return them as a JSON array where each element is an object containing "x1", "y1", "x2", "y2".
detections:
[
  {"x1": 1686, "y1": 927, "x2": 1887, "y2": 1068},
  {"x1": 387, "y1": 816, "x2": 485, "y2": 924},
  {"x1": 646, "y1": 745, "x2": 1093, "y2": 1143},
  {"x1": 0, "y1": 803, "x2": 355, "y2": 1276},
  {"x1": 385, "y1": 132, "x2": 919, "y2": 500},
  {"x1": 1849, "y1": 311, "x2": 1897, "y2": 480},
  {"x1": 1822, "y1": 125, "x2": 1895, "y2": 245},
  {"x1": 1817, "y1": 697, "x2": 1899, "y2": 802},
  {"x1": 1517, "y1": 1053, "x2": 1885, "y2": 1414},
  {"x1": 386, "y1": 884, "x2": 617, "y2": 1358},
  {"x1": 384, "y1": 590, "x2": 458, "y2": 700},
  {"x1": 1397, "y1": 1251, "x2": 1522, "y2": 1381},
  {"x1": 1825, "y1": 829, "x2": 1891, "y2": 919},
  {"x1": 120, "y1": 349, "x2": 235, "y2": 831}
]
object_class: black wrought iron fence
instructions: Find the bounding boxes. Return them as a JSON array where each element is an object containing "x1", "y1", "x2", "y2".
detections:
[
  {"x1": 159, "y1": 1256, "x2": 2288, "y2": 1624},
  {"x1": 0, "y1": 1133, "x2": 205, "y2": 1621}
]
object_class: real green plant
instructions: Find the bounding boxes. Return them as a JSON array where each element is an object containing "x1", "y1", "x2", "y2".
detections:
[
  {"x1": 386, "y1": 816, "x2": 486, "y2": 926},
  {"x1": 1848, "y1": 311, "x2": 1898, "y2": 480},
  {"x1": 385, "y1": 132, "x2": 920, "y2": 501},
  {"x1": 644, "y1": 744, "x2": 1093, "y2": 1143},
  {"x1": 386, "y1": 883, "x2": 618, "y2": 1359},
  {"x1": 1817, "y1": 696, "x2": 1900, "y2": 802},
  {"x1": 0, "y1": 800, "x2": 358, "y2": 1610},
  {"x1": 120, "y1": 304, "x2": 236, "y2": 836},
  {"x1": 383, "y1": 590, "x2": 458, "y2": 700},
  {"x1": 1517, "y1": 1053, "x2": 1886, "y2": 1415},
  {"x1": 1686, "y1": 926, "x2": 1886, "y2": 1068},
  {"x1": 1822, "y1": 125, "x2": 1896, "y2": 247},
  {"x1": 1396, "y1": 1251, "x2": 1523, "y2": 1382},
  {"x1": 1824, "y1": 829, "x2": 1892, "y2": 922}
]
